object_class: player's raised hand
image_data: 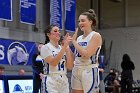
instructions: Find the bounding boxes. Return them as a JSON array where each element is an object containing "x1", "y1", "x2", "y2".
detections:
[
  {"x1": 62, "y1": 33, "x2": 72, "y2": 48},
  {"x1": 72, "y1": 28, "x2": 78, "y2": 42}
]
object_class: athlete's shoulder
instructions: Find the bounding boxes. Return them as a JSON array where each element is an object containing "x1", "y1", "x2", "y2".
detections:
[
  {"x1": 44, "y1": 43, "x2": 51, "y2": 46},
  {"x1": 92, "y1": 31, "x2": 102, "y2": 45},
  {"x1": 77, "y1": 35, "x2": 83, "y2": 40},
  {"x1": 93, "y1": 31, "x2": 101, "y2": 36},
  {"x1": 92, "y1": 31, "x2": 102, "y2": 39},
  {"x1": 45, "y1": 43, "x2": 52, "y2": 47},
  {"x1": 41, "y1": 43, "x2": 51, "y2": 51}
]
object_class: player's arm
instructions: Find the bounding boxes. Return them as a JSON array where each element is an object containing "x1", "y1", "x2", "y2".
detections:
[
  {"x1": 65, "y1": 46, "x2": 74, "y2": 70},
  {"x1": 41, "y1": 34, "x2": 72, "y2": 66},
  {"x1": 73, "y1": 32, "x2": 102, "y2": 59},
  {"x1": 41, "y1": 46, "x2": 67, "y2": 66},
  {"x1": 62, "y1": 33, "x2": 74, "y2": 70}
]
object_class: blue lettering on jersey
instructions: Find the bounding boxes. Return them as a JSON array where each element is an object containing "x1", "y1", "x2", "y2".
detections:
[
  {"x1": 52, "y1": 50, "x2": 66, "y2": 71},
  {"x1": 75, "y1": 42, "x2": 87, "y2": 57},
  {"x1": 78, "y1": 42, "x2": 87, "y2": 46},
  {"x1": 58, "y1": 61, "x2": 65, "y2": 71},
  {"x1": 58, "y1": 55, "x2": 66, "y2": 71}
]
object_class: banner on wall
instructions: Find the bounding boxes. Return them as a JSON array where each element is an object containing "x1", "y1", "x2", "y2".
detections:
[
  {"x1": 0, "y1": 0, "x2": 12, "y2": 21},
  {"x1": 50, "y1": 0, "x2": 63, "y2": 30},
  {"x1": 0, "y1": 38, "x2": 36, "y2": 65},
  {"x1": 20, "y1": 0, "x2": 36, "y2": 25},
  {"x1": 65, "y1": 0, "x2": 76, "y2": 32}
]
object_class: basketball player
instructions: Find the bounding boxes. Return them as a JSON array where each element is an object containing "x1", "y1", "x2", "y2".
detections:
[
  {"x1": 41, "y1": 25, "x2": 74, "y2": 93},
  {"x1": 71, "y1": 9, "x2": 102, "y2": 93}
]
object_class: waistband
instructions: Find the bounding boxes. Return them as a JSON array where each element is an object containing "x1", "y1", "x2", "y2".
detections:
[
  {"x1": 74, "y1": 64, "x2": 99, "y2": 69},
  {"x1": 43, "y1": 72, "x2": 66, "y2": 77}
]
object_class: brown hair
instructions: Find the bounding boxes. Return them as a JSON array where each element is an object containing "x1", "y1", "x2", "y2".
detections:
[
  {"x1": 81, "y1": 9, "x2": 97, "y2": 30},
  {"x1": 44, "y1": 25, "x2": 56, "y2": 44}
]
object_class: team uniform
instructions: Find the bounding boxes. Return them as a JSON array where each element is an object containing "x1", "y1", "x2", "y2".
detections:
[
  {"x1": 71, "y1": 31, "x2": 101, "y2": 93},
  {"x1": 41, "y1": 42, "x2": 69, "y2": 93}
]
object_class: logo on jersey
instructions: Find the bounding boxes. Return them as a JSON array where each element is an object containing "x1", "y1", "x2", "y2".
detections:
[
  {"x1": 78, "y1": 42, "x2": 87, "y2": 46},
  {"x1": 7, "y1": 42, "x2": 29, "y2": 65},
  {"x1": 76, "y1": 42, "x2": 87, "y2": 57}
]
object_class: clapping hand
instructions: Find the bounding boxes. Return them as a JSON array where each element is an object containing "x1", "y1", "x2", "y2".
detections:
[
  {"x1": 62, "y1": 33, "x2": 72, "y2": 49},
  {"x1": 72, "y1": 28, "x2": 79, "y2": 43}
]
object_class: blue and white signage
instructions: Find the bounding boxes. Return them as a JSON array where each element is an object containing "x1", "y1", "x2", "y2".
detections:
[
  {"x1": 0, "y1": 80, "x2": 5, "y2": 93},
  {"x1": 65, "y1": 0, "x2": 76, "y2": 32},
  {"x1": 50, "y1": 0, "x2": 63, "y2": 30},
  {"x1": 0, "y1": 0, "x2": 12, "y2": 21},
  {"x1": 0, "y1": 38, "x2": 36, "y2": 65},
  {"x1": 20, "y1": 0, "x2": 36, "y2": 25},
  {"x1": 8, "y1": 80, "x2": 33, "y2": 93}
]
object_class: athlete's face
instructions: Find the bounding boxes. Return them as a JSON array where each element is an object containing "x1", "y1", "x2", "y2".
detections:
[
  {"x1": 49, "y1": 26, "x2": 61, "y2": 41},
  {"x1": 78, "y1": 15, "x2": 92, "y2": 31}
]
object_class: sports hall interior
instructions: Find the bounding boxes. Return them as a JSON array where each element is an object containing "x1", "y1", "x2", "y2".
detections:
[{"x1": 0, "y1": 0, "x2": 140, "y2": 92}]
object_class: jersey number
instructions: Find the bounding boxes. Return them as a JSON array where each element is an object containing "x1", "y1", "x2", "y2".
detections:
[{"x1": 58, "y1": 61, "x2": 65, "y2": 71}]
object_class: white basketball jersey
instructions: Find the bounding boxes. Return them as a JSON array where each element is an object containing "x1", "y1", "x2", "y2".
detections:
[
  {"x1": 41, "y1": 42, "x2": 67, "y2": 74},
  {"x1": 74, "y1": 31, "x2": 101, "y2": 66}
]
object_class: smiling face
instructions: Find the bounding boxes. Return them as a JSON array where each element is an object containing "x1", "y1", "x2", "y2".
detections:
[
  {"x1": 78, "y1": 15, "x2": 93, "y2": 31},
  {"x1": 48, "y1": 26, "x2": 61, "y2": 42}
]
